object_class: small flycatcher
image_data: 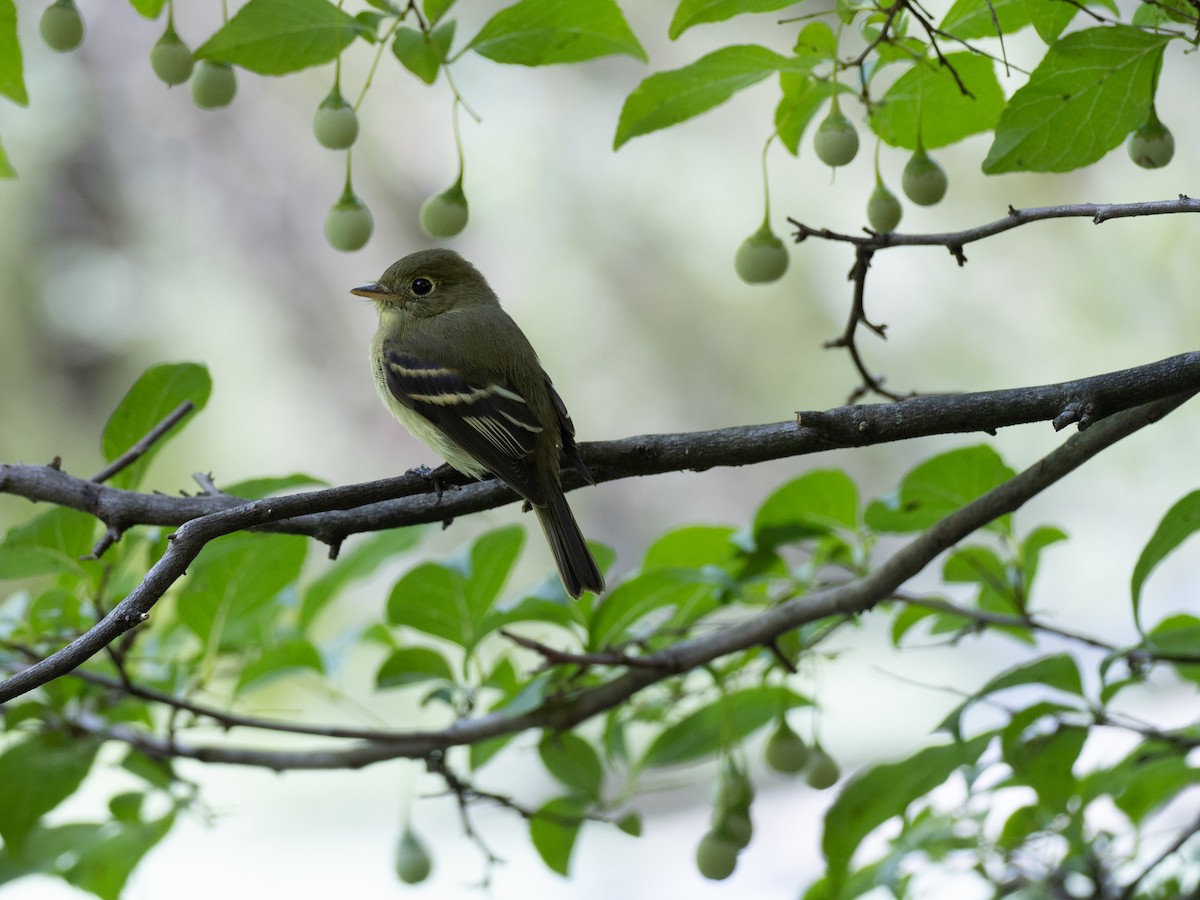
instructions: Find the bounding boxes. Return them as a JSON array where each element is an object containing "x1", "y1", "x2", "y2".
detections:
[{"x1": 352, "y1": 249, "x2": 605, "y2": 598}]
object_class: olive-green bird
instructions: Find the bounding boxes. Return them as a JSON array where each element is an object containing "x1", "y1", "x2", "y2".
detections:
[{"x1": 352, "y1": 249, "x2": 605, "y2": 598}]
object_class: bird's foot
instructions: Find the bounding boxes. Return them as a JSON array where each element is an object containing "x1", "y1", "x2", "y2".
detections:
[{"x1": 406, "y1": 463, "x2": 457, "y2": 502}]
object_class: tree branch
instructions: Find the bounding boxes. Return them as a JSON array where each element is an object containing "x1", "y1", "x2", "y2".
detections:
[
  {"x1": 790, "y1": 196, "x2": 1200, "y2": 261},
  {"x1": 32, "y1": 390, "x2": 1194, "y2": 768},
  {"x1": 792, "y1": 197, "x2": 1200, "y2": 398},
  {"x1": 1, "y1": 352, "x2": 1196, "y2": 539},
  {"x1": 90, "y1": 401, "x2": 196, "y2": 485},
  {"x1": 1, "y1": 354, "x2": 1197, "y2": 704}
]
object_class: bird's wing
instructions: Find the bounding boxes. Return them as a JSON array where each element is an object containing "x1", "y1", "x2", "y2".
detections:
[
  {"x1": 381, "y1": 346, "x2": 547, "y2": 501},
  {"x1": 545, "y1": 375, "x2": 596, "y2": 486}
]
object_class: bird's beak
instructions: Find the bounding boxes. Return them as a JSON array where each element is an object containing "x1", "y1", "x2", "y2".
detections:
[{"x1": 350, "y1": 282, "x2": 389, "y2": 300}]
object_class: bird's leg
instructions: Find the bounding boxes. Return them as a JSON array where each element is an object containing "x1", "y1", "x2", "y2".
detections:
[{"x1": 406, "y1": 463, "x2": 458, "y2": 502}]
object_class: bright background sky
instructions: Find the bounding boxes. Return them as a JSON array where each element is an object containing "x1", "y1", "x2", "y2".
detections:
[{"x1": 1, "y1": 1, "x2": 1198, "y2": 898}]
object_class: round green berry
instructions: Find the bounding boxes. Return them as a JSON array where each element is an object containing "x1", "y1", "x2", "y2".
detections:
[
  {"x1": 394, "y1": 826, "x2": 432, "y2": 885},
  {"x1": 695, "y1": 831, "x2": 739, "y2": 881},
  {"x1": 867, "y1": 183, "x2": 903, "y2": 233},
  {"x1": 313, "y1": 95, "x2": 359, "y2": 150},
  {"x1": 805, "y1": 744, "x2": 841, "y2": 790},
  {"x1": 190, "y1": 61, "x2": 237, "y2": 110},
  {"x1": 901, "y1": 148, "x2": 948, "y2": 207},
  {"x1": 325, "y1": 194, "x2": 373, "y2": 252},
  {"x1": 1128, "y1": 112, "x2": 1174, "y2": 169},
  {"x1": 814, "y1": 110, "x2": 859, "y2": 167},
  {"x1": 40, "y1": 0, "x2": 84, "y2": 52},
  {"x1": 419, "y1": 184, "x2": 469, "y2": 238},
  {"x1": 734, "y1": 226, "x2": 788, "y2": 284},
  {"x1": 151, "y1": 29, "x2": 194, "y2": 86},
  {"x1": 713, "y1": 760, "x2": 755, "y2": 813},
  {"x1": 711, "y1": 808, "x2": 753, "y2": 850},
  {"x1": 764, "y1": 721, "x2": 810, "y2": 774}
]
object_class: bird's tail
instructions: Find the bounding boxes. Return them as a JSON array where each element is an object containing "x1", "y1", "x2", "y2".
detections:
[{"x1": 536, "y1": 487, "x2": 605, "y2": 599}]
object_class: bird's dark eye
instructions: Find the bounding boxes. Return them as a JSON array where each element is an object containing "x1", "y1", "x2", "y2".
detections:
[{"x1": 411, "y1": 277, "x2": 434, "y2": 296}]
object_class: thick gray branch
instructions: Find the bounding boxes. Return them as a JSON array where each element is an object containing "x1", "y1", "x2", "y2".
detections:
[
  {"x1": 0, "y1": 353, "x2": 1196, "y2": 704},
  {"x1": 50, "y1": 391, "x2": 1196, "y2": 769},
  {"x1": 1, "y1": 352, "x2": 1196, "y2": 541}
]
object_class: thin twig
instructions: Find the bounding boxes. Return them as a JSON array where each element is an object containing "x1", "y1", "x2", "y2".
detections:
[
  {"x1": 1118, "y1": 813, "x2": 1200, "y2": 900},
  {"x1": 91, "y1": 401, "x2": 196, "y2": 485},
  {"x1": 499, "y1": 629, "x2": 673, "y2": 672},
  {"x1": 792, "y1": 197, "x2": 1200, "y2": 398}
]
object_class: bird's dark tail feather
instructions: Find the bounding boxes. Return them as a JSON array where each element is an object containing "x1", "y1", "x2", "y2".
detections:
[{"x1": 536, "y1": 488, "x2": 604, "y2": 599}]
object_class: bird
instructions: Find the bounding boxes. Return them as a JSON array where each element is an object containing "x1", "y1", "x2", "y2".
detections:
[{"x1": 351, "y1": 249, "x2": 605, "y2": 598}]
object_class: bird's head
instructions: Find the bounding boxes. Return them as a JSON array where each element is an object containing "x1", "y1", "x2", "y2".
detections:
[{"x1": 351, "y1": 248, "x2": 498, "y2": 319}]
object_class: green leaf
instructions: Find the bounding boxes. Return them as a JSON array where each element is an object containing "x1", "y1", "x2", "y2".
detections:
[
  {"x1": 1145, "y1": 614, "x2": 1200, "y2": 683},
  {"x1": 775, "y1": 72, "x2": 836, "y2": 156},
  {"x1": 469, "y1": 733, "x2": 514, "y2": 770},
  {"x1": 387, "y1": 527, "x2": 523, "y2": 650},
  {"x1": 1110, "y1": 753, "x2": 1200, "y2": 824},
  {"x1": 865, "y1": 445, "x2": 1015, "y2": 534},
  {"x1": 100, "y1": 362, "x2": 212, "y2": 491},
  {"x1": 392, "y1": 20, "x2": 456, "y2": 84},
  {"x1": 196, "y1": 0, "x2": 369, "y2": 75},
  {"x1": 300, "y1": 528, "x2": 424, "y2": 631},
  {"x1": 466, "y1": 526, "x2": 525, "y2": 612},
  {"x1": 0, "y1": 731, "x2": 102, "y2": 851},
  {"x1": 127, "y1": 0, "x2": 168, "y2": 17},
  {"x1": 1131, "y1": 490, "x2": 1200, "y2": 631},
  {"x1": 0, "y1": 132, "x2": 14, "y2": 179},
  {"x1": 1019, "y1": 525, "x2": 1068, "y2": 588},
  {"x1": 870, "y1": 54, "x2": 1005, "y2": 150},
  {"x1": 822, "y1": 735, "x2": 991, "y2": 887},
  {"x1": 375, "y1": 645, "x2": 456, "y2": 689},
  {"x1": 943, "y1": 545, "x2": 1027, "y2": 619},
  {"x1": 982, "y1": 26, "x2": 1172, "y2": 173},
  {"x1": 616, "y1": 812, "x2": 642, "y2": 836},
  {"x1": 220, "y1": 473, "x2": 327, "y2": 499},
  {"x1": 485, "y1": 589, "x2": 579, "y2": 632},
  {"x1": 983, "y1": 652, "x2": 1085, "y2": 697},
  {"x1": 754, "y1": 469, "x2": 859, "y2": 549},
  {"x1": 938, "y1": 653, "x2": 1083, "y2": 737},
  {"x1": 641, "y1": 685, "x2": 810, "y2": 769},
  {"x1": 174, "y1": 533, "x2": 307, "y2": 651},
  {"x1": 587, "y1": 568, "x2": 718, "y2": 651},
  {"x1": 0, "y1": 0, "x2": 27, "y2": 107},
  {"x1": 939, "y1": 0, "x2": 1031, "y2": 40},
  {"x1": 1131, "y1": 0, "x2": 1196, "y2": 27},
  {"x1": 120, "y1": 749, "x2": 175, "y2": 790},
  {"x1": 234, "y1": 637, "x2": 324, "y2": 695},
  {"x1": 424, "y1": 0, "x2": 456, "y2": 25},
  {"x1": 61, "y1": 811, "x2": 176, "y2": 900},
  {"x1": 0, "y1": 508, "x2": 97, "y2": 579},
  {"x1": 467, "y1": 0, "x2": 646, "y2": 66},
  {"x1": 108, "y1": 792, "x2": 144, "y2": 824},
  {"x1": 643, "y1": 525, "x2": 739, "y2": 570},
  {"x1": 793, "y1": 21, "x2": 837, "y2": 65},
  {"x1": 890, "y1": 601, "x2": 977, "y2": 646},
  {"x1": 529, "y1": 796, "x2": 587, "y2": 876},
  {"x1": 615, "y1": 45, "x2": 801, "y2": 149},
  {"x1": 668, "y1": 0, "x2": 801, "y2": 39},
  {"x1": 538, "y1": 730, "x2": 605, "y2": 799},
  {"x1": 387, "y1": 561, "x2": 469, "y2": 645},
  {"x1": 1027, "y1": 0, "x2": 1078, "y2": 44},
  {"x1": 1002, "y1": 717, "x2": 1086, "y2": 809}
]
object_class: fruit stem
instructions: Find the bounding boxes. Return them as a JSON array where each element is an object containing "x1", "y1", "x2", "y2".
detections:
[
  {"x1": 757, "y1": 133, "x2": 774, "y2": 233},
  {"x1": 451, "y1": 98, "x2": 466, "y2": 189},
  {"x1": 341, "y1": 155, "x2": 356, "y2": 203},
  {"x1": 354, "y1": 15, "x2": 403, "y2": 112}
]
